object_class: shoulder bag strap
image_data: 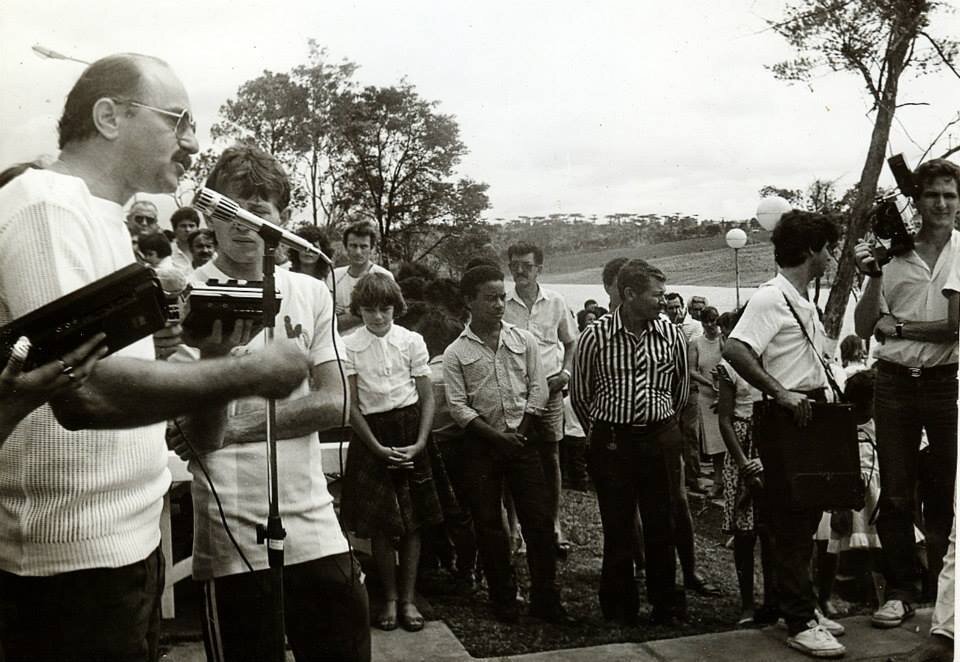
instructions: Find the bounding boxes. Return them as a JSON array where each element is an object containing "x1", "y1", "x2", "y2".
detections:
[{"x1": 780, "y1": 292, "x2": 845, "y2": 402}]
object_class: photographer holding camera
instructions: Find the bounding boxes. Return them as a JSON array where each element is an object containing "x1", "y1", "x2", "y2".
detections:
[{"x1": 853, "y1": 158, "x2": 960, "y2": 630}]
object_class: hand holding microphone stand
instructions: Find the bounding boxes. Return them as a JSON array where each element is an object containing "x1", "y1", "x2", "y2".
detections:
[{"x1": 193, "y1": 188, "x2": 332, "y2": 662}]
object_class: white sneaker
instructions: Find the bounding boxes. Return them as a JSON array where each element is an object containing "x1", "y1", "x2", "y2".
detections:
[
  {"x1": 814, "y1": 607, "x2": 845, "y2": 637},
  {"x1": 871, "y1": 599, "x2": 915, "y2": 629},
  {"x1": 786, "y1": 621, "x2": 847, "y2": 658}
]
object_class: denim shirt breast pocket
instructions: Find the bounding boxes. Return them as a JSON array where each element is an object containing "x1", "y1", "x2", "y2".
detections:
[
  {"x1": 457, "y1": 343, "x2": 490, "y2": 401},
  {"x1": 499, "y1": 337, "x2": 531, "y2": 420}
]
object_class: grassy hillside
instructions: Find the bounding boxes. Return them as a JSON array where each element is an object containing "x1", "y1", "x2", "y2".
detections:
[{"x1": 539, "y1": 232, "x2": 783, "y2": 287}]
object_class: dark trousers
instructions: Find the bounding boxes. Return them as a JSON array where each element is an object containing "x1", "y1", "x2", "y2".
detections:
[
  {"x1": 874, "y1": 362, "x2": 958, "y2": 604},
  {"x1": 430, "y1": 434, "x2": 478, "y2": 578},
  {"x1": 753, "y1": 398, "x2": 824, "y2": 635},
  {"x1": 461, "y1": 436, "x2": 558, "y2": 607},
  {"x1": 677, "y1": 392, "x2": 702, "y2": 483},
  {"x1": 0, "y1": 547, "x2": 164, "y2": 662},
  {"x1": 587, "y1": 420, "x2": 685, "y2": 619},
  {"x1": 200, "y1": 553, "x2": 370, "y2": 662}
]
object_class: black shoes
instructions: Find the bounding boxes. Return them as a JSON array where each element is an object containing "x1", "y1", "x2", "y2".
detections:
[
  {"x1": 529, "y1": 600, "x2": 577, "y2": 626},
  {"x1": 493, "y1": 600, "x2": 520, "y2": 624}
]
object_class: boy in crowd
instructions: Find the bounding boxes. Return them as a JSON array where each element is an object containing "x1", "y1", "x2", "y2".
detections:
[{"x1": 443, "y1": 265, "x2": 571, "y2": 625}]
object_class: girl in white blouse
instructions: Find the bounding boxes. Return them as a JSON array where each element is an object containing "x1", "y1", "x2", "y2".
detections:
[{"x1": 339, "y1": 273, "x2": 443, "y2": 634}]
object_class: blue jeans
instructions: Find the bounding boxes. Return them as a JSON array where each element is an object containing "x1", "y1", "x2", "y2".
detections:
[
  {"x1": 874, "y1": 361, "x2": 958, "y2": 603},
  {"x1": 587, "y1": 420, "x2": 686, "y2": 620},
  {"x1": 461, "y1": 436, "x2": 558, "y2": 607}
]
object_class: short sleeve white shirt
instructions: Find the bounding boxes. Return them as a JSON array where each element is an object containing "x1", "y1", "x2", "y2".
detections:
[
  {"x1": 729, "y1": 273, "x2": 829, "y2": 397},
  {"x1": 173, "y1": 262, "x2": 349, "y2": 580},
  {"x1": 343, "y1": 323, "x2": 430, "y2": 415},
  {"x1": 504, "y1": 284, "x2": 577, "y2": 376},
  {"x1": 875, "y1": 231, "x2": 959, "y2": 367}
]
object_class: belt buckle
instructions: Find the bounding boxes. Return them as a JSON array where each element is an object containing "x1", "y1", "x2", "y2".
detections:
[{"x1": 908, "y1": 367, "x2": 922, "y2": 378}]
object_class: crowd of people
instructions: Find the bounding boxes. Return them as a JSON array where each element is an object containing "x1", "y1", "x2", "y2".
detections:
[{"x1": 0, "y1": 52, "x2": 957, "y2": 662}]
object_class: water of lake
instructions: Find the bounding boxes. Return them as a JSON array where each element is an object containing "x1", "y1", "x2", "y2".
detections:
[{"x1": 543, "y1": 282, "x2": 861, "y2": 345}]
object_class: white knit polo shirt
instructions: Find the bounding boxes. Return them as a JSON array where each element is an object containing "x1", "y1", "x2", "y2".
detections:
[{"x1": 0, "y1": 169, "x2": 169, "y2": 575}]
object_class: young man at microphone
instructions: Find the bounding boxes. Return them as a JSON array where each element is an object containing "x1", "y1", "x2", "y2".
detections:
[{"x1": 166, "y1": 145, "x2": 371, "y2": 662}]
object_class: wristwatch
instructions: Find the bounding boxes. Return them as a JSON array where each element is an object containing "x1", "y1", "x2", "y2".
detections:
[
  {"x1": 561, "y1": 368, "x2": 572, "y2": 381},
  {"x1": 895, "y1": 321, "x2": 904, "y2": 339}
]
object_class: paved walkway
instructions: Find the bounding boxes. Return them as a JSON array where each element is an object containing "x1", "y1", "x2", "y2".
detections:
[{"x1": 160, "y1": 609, "x2": 936, "y2": 661}]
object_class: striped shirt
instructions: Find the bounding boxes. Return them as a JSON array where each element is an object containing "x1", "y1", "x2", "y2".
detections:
[{"x1": 571, "y1": 308, "x2": 689, "y2": 427}]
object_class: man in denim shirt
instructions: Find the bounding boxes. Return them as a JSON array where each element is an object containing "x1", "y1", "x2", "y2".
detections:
[{"x1": 443, "y1": 265, "x2": 571, "y2": 625}]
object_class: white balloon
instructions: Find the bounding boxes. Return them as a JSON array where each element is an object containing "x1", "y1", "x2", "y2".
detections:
[
  {"x1": 725, "y1": 228, "x2": 748, "y2": 249},
  {"x1": 756, "y1": 197, "x2": 793, "y2": 231}
]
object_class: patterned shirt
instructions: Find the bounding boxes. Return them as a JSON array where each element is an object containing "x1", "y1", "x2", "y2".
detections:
[
  {"x1": 442, "y1": 321, "x2": 548, "y2": 433},
  {"x1": 571, "y1": 308, "x2": 689, "y2": 427}
]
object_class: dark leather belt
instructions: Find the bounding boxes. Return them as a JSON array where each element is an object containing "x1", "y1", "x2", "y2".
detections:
[
  {"x1": 876, "y1": 360, "x2": 959, "y2": 380},
  {"x1": 595, "y1": 418, "x2": 673, "y2": 436}
]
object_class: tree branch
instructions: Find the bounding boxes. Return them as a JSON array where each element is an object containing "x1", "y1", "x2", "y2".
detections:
[{"x1": 919, "y1": 31, "x2": 960, "y2": 81}]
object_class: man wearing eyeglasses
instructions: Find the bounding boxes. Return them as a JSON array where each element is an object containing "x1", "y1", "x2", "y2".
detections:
[
  {"x1": 503, "y1": 242, "x2": 577, "y2": 559},
  {"x1": 0, "y1": 53, "x2": 311, "y2": 662},
  {"x1": 126, "y1": 199, "x2": 161, "y2": 238}
]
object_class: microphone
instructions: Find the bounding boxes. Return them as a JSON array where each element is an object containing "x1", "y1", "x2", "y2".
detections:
[
  {"x1": 154, "y1": 267, "x2": 187, "y2": 322},
  {"x1": 193, "y1": 187, "x2": 333, "y2": 265}
]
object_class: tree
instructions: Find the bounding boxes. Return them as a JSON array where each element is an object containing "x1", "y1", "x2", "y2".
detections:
[
  {"x1": 330, "y1": 82, "x2": 489, "y2": 266},
  {"x1": 769, "y1": 0, "x2": 958, "y2": 338},
  {"x1": 193, "y1": 44, "x2": 359, "y2": 227}
]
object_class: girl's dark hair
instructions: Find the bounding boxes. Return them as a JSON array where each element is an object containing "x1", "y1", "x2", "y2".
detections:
[
  {"x1": 839, "y1": 334, "x2": 865, "y2": 367},
  {"x1": 844, "y1": 369, "x2": 876, "y2": 409},
  {"x1": 699, "y1": 306, "x2": 720, "y2": 323},
  {"x1": 350, "y1": 272, "x2": 406, "y2": 318},
  {"x1": 771, "y1": 210, "x2": 839, "y2": 268},
  {"x1": 410, "y1": 307, "x2": 466, "y2": 358},
  {"x1": 289, "y1": 225, "x2": 332, "y2": 280}
]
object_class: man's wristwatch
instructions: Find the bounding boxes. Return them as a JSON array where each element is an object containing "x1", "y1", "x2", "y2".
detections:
[
  {"x1": 561, "y1": 368, "x2": 571, "y2": 381},
  {"x1": 895, "y1": 321, "x2": 904, "y2": 339}
]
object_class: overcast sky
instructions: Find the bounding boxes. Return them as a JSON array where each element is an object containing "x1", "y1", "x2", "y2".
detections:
[{"x1": 1, "y1": 0, "x2": 958, "y2": 225}]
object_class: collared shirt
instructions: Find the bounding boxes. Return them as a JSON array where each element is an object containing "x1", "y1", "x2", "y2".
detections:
[
  {"x1": 442, "y1": 321, "x2": 548, "y2": 433},
  {"x1": 874, "y1": 230, "x2": 960, "y2": 367},
  {"x1": 571, "y1": 308, "x2": 689, "y2": 426},
  {"x1": 342, "y1": 323, "x2": 431, "y2": 415},
  {"x1": 170, "y1": 242, "x2": 193, "y2": 276},
  {"x1": 730, "y1": 273, "x2": 830, "y2": 397},
  {"x1": 329, "y1": 262, "x2": 393, "y2": 311},
  {"x1": 503, "y1": 283, "x2": 577, "y2": 376}
]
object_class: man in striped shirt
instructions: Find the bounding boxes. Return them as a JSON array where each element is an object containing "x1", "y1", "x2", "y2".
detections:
[{"x1": 571, "y1": 258, "x2": 689, "y2": 626}]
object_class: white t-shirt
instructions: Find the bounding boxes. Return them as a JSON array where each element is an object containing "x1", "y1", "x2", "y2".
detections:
[
  {"x1": 330, "y1": 263, "x2": 393, "y2": 313},
  {"x1": 0, "y1": 169, "x2": 169, "y2": 575},
  {"x1": 343, "y1": 324, "x2": 431, "y2": 415},
  {"x1": 730, "y1": 273, "x2": 830, "y2": 398},
  {"x1": 172, "y1": 263, "x2": 349, "y2": 580}
]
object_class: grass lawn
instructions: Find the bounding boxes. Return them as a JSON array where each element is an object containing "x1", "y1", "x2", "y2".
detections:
[{"x1": 419, "y1": 489, "x2": 872, "y2": 658}]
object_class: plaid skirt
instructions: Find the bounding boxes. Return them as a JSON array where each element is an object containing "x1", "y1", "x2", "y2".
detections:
[{"x1": 339, "y1": 404, "x2": 445, "y2": 539}]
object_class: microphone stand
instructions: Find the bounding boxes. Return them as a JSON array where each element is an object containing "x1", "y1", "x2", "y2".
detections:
[{"x1": 253, "y1": 225, "x2": 286, "y2": 662}]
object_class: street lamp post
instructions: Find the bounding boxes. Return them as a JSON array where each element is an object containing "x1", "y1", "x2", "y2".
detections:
[{"x1": 725, "y1": 228, "x2": 748, "y2": 308}]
